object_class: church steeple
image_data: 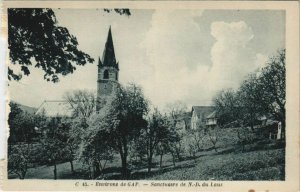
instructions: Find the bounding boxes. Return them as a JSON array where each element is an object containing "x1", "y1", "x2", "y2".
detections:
[
  {"x1": 101, "y1": 26, "x2": 118, "y2": 69},
  {"x1": 97, "y1": 26, "x2": 120, "y2": 111}
]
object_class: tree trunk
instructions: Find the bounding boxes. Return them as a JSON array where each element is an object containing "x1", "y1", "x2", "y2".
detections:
[
  {"x1": 250, "y1": 123, "x2": 254, "y2": 131},
  {"x1": 88, "y1": 165, "x2": 93, "y2": 179},
  {"x1": 213, "y1": 145, "x2": 218, "y2": 152},
  {"x1": 159, "y1": 154, "x2": 163, "y2": 168},
  {"x1": 121, "y1": 155, "x2": 129, "y2": 179},
  {"x1": 175, "y1": 147, "x2": 181, "y2": 161},
  {"x1": 53, "y1": 163, "x2": 57, "y2": 180},
  {"x1": 147, "y1": 152, "x2": 153, "y2": 173},
  {"x1": 21, "y1": 171, "x2": 26, "y2": 179},
  {"x1": 93, "y1": 161, "x2": 100, "y2": 178},
  {"x1": 171, "y1": 152, "x2": 176, "y2": 167},
  {"x1": 70, "y1": 160, "x2": 74, "y2": 174}
]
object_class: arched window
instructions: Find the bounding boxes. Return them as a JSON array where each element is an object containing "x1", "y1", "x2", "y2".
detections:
[{"x1": 103, "y1": 70, "x2": 109, "y2": 79}]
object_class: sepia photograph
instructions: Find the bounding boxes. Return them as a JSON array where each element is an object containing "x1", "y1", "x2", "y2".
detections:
[{"x1": 1, "y1": 1, "x2": 299, "y2": 191}]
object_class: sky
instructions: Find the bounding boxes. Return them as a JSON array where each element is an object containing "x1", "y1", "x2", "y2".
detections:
[{"x1": 8, "y1": 9, "x2": 285, "y2": 110}]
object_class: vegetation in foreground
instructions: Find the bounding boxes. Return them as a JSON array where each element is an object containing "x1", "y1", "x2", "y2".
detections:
[
  {"x1": 8, "y1": 145, "x2": 284, "y2": 180},
  {"x1": 148, "y1": 148, "x2": 284, "y2": 180},
  {"x1": 8, "y1": 49, "x2": 286, "y2": 180}
]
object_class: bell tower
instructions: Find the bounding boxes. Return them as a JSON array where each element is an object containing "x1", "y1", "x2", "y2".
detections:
[{"x1": 97, "y1": 27, "x2": 119, "y2": 110}]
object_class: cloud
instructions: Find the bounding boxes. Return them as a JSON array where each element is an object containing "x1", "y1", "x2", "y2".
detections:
[
  {"x1": 140, "y1": 13, "x2": 266, "y2": 108},
  {"x1": 208, "y1": 21, "x2": 262, "y2": 91},
  {"x1": 140, "y1": 10, "x2": 209, "y2": 107}
]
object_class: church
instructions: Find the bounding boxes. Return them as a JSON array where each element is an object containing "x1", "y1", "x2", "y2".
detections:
[{"x1": 35, "y1": 27, "x2": 119, "y2": 117}]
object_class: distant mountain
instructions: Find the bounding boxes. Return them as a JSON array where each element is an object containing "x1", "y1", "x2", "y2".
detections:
[{"x1": 10, "y1": 101, "x2": 37, "y2": 115}]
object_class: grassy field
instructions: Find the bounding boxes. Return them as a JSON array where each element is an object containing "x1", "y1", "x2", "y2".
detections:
[
  {"x1": 9, "y1": 145, "x2": 285, "y2": 180},
  {"x1": 147, "y1": 148, "x2": 285, "y2": 180}
]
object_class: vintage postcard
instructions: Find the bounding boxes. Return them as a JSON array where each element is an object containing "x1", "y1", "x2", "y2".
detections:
[{"x1": 0, "y1": 1, "x2": 299, "y2": 191}]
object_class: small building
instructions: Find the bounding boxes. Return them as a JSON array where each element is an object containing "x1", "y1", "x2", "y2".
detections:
[
  {"x1": 191, "y1": 106, "x2": 214, "y2": 130},
  {"x1": 205, "y1": 111, "x2": 218, "y2": 129},
  {"x1": 261, "y1": 119, "x2": 282, "y2": 140}
]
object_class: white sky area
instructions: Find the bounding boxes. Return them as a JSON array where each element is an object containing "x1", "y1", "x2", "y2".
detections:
[{"x1": 8, "y1": 9, "x2": 285, "y2": 109}]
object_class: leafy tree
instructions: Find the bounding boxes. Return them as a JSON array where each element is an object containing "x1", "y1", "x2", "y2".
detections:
[
  {"x1": 164, "y1": 101, "x2": 187, "y2": 161},
  {"x1": 214, "y1": 50, "x2": 285, "y2": 126},
  {"x1": 103, "y1": 9, "x2": 131, "y2": 16},
  {"x1": 8, "y1": 102, "x2": 37, "y2": 143},
  {"x1": 156, "y1": 139, "x2": 169, "y2": 168},
  {"x1": 63, "y1": 90, "x2": 99, "y2": 176},
  {"x1": 184, "y1": 128, "x2": 205, "y2": 159},
  {"x1": 8, "y1": 143, "x2": 32, "y2": 179},
  {"x1": 165, "y1": 100, "x2": 188, "y2": 121},
  {"x1": 79, "y1": 114, "x2": 114, "y2": 179},
  {"x1": 206, "y1": 127, "x2": 220, "y2": 152},
  {"x1": 236, "y1": 127, "x2": 256, "y2": 152},
  {"x1": 8, "y1": 8, "x2": 131, "y2": 82},
  {"x1": 258, "y1": 49, "x2": 286, "y2": 132},
  {"x1": 39, "y1": 117, "x2": 71, "y2": 179},
  {"x1": 237, "y1": 74, "x2": 265, "y2": 130},
  {"x1": 213, "y1": 89, "x2": 242, "y2": 127},
  {"x1": 213, "y1": 49, "x2": 286, "y2": 141},
  {"x1": 165, "y1": 121, "x2": 181, "y2": 167},
  {"x1": 88, "y1": 84, "x2": 149, "y2": 179},
  {"x1": 129, "y1": 135, "x2": 147, "y2": 164},
  {"x1": 8, "y1": 8, "x2": 94, "y2": 82},
  {"x1": 64, "y1": 90, "x2": 97, "y2": 118},
  {"x1": 143, "y1": 109, "x2": 169, "y2": 173}
]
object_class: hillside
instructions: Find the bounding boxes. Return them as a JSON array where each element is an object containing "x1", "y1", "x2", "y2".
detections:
[{"x1": 9, "y1": 101, "x2": 37, "y2": 114}]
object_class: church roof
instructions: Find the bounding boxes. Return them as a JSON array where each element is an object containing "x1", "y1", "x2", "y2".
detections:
[
  {"x1": 100, "y1": 26, "x2": 118, "y2": 68},
  {"x1": 192, "y1": 106, "x2": 215, "y2": 118},
  {"x1": 35, "y1": 100, "x2": 73, "y2": 117}
]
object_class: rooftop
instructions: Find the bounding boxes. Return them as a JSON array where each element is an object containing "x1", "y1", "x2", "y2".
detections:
[{"x1": 35, "y1": 100, "x2": 73, "y2": 117}]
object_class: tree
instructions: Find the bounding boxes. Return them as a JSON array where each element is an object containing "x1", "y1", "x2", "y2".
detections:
[
  {"x1": 89, "y1": 84, "x2": 149, "y2": 179},
  {"x1": 64, "y1": 90, "x2": 100, "y2": 176},
  {"x1": 8, "y1": 102, "x2": 37, "y2": 143},
  {"x1": 184, "y1": 128, "x2": 205, "y2": 159},
  {"x1": 8, "y1": 8, "x2": 94, "y2": 82},
  {"x1": 129, "y1": 136, "x2": 147, "y2": 164},
  {"x1": 143, "y1": 109, "x2": 169, "y2": 173},
  {"x1": 213, "y1": 49, "x2": 286, "y2": 143},
  {"x1": 237, "y1": 74, "x2": 265, "y2": 131},
  {"x1": 165, "y1": 121, "x2": 181, "y2": 167},
  {"x1": 206, "y1": 127, "x2": 220, "y2": 152},
  {"x1": 165, "y1": 101, "x2": 188, "y2": 121},
  {"x1": 64, "y1": 90, "x2": 97, "y2": 118},
  {"x1": 79, "y1": 114, "x2": 115, "y2": 178},
  {"x1": 8, "y1": 143, "x2": 32, "y2": 179},
  {"x1": 164, "y1": 101, "x2": 187, "y2": 161},
  {"x1": 39, "y1": 117, "x2": 71, "y2": 179},
  {"x1": 156, "y1": 139, "x2": 169, "y2": 168},
  {"x1": 8, "y1": 8, "x2": 130, "y2": 82},
  {"x1": 236, "y1": 127, "x2": 255, "y2": 152},
  {"x1": 258, "y1": 49, "x2": 286, "y2": 133},
  {"x1": 213, "y1": 89, "x2": 242, "y2": 127}
]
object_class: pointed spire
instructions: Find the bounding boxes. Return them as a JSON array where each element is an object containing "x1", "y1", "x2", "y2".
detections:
[
  {"x1": 98, "y1": 57, "x2": 102, "y2": 65},
  {"x1": 102, "y1": 26, "x2": 117, "y2": 67}
]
